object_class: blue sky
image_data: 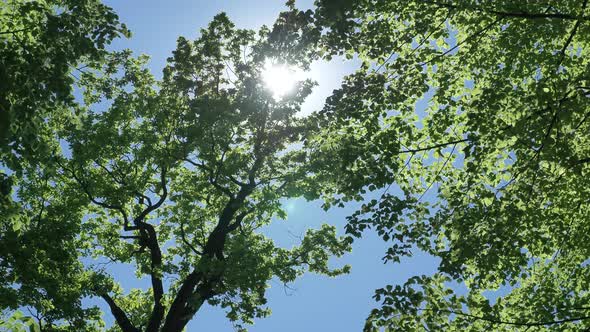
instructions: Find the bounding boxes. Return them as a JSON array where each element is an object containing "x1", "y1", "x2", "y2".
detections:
[{"x1": 93, "y1": 1, "x2": 440, "y2": 330}]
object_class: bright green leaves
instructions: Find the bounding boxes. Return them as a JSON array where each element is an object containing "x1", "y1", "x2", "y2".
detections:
[
  {"x1": 0, "y1": 0, "x2": 128, "y2": 171},
  {"x1": 311, "y1": 0, "x2": 590, "y2": 329},
  {"x1": 0, "y1": 310, "x2": 41, "y2": 332},
  {"x1": 0, "y1": 7, "x2": 355, "y2": 331},
  {"x1": 256, "y1": 7, "x2": 321, "y2": 70},
  {"x1": 290, "y1": 224, "x2": 352, "y2": 277},
  {"x1": 345, "y1": 194, "x2": 415, "y2": 261},
  {"x1": 367, "y1": 263, "x2": 590, "y2": 331},
  {"x1": 0, "y1": 7, "x2": 128, "y2": 313},
  {"x1": 0, "y1": 164, "x2": 103, "y2": 329},
  {"x1": 209, "y1": 224, "x2": 352, "y2": 329},
  {"x1": 106, "y1": 289, "x2": 155, "y2": 331}
]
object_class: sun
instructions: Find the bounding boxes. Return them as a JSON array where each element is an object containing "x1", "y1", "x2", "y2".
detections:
[{"x1": 262, "y1": 60, "x2": 303, "y2": 99}]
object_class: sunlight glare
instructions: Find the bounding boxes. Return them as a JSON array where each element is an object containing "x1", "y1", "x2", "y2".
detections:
[{"x1": 262, "y1": 60, "x2": 304, "y2": 99}]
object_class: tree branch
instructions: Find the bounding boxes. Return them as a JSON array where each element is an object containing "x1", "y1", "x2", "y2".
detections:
[
  {"x1": 557, "y1": 0, "x2": 589, "y2": 68},
  {"x1": 162, "y1": 162, "x2": 260, "y2": 331},
  {"x1": 58, "y1": 160, "x2": 136, "y2": 231},
  {"x1": 180, "y1": 218, "x2": 203, "y2": 256},
  {"x1": 94, "y1": 159, "x2": 153, "y2": 207},
  {"x1": 184, "y1": 158, "x2": 235, "y2": 197},
  {"x1": 399, "y1": 138, "x2": 469, "y2": 154},
  {"x1": 163, "y1": 110, "x2": 271, "y2": 331},
  {"x1": 136, "y1": 166, "x2": 168, "y2": 332},
  {"x1": 425, "y1": 308, "x2": 590, "y2": 327},
  {"x1": 101, "y1": 294, "x2": 139, "y2": 332},
  {"x1": 226, "y1": 206, "x2": 256, "y2": 232},
  {"x1": 0, "y1": 28, "x2": 29, "y2": 35},
  {"x1": 423, "y1": 1, "x2": 590, "y2": 21}
]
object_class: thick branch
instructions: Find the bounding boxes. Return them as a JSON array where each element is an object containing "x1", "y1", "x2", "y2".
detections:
[
  {"x1": 162, "y1": 165, "x2": 260, "y2": 331},
  {"x1": 101, "y1": 294, "x2": 139, "y2": 332},
  {"x1": 139, "y1": 167, "x2": 168, "y2": 332},
  {"x1": 163, "y1": 113, "x2": 270, "y2": 331},
  {"x1": 62, "y1": 161, "x2": 169, "y2": 330},
  {"x1": 226, "y1": 206, "x2": 256, "y2": 232},
  {"x1": 161, "y1": 270, "x2": 205, "y2": 332}
]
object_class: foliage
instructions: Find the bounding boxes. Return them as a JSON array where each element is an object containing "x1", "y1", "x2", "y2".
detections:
[
  {"x1": 311, "y1": 0, "x2": 590, "y2": 330},
  {"x1": 0, "y1": 310, "x2": 41, "y2": 332},
  {"x1": 0, "y1": 0, "x2": 129, "y2": 170},
  {"x1": 1, "y1": 7, "x2": 350, "y2": 332},
  {"x1": 7, "y1": 0, "x2": 590, "y2": 330}
]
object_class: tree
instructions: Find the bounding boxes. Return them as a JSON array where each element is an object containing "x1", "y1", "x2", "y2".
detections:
[
  {"x1": 1, "y1": 9, "x2": 350, "y2": 332},
  {"x1": 309, "y1": 0, "x2": 590, "y2": 330}
]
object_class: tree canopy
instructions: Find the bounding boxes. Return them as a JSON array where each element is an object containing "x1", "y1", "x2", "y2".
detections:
[
  {"x1": 1, "y1": 8, "x2": 350, "y2": 332},
  {"x1": 311, "y1": 0, "x2": 590, "y2": 330},
  {"x1": 0, "y1": 0, "x2": 129, "y2": 169},
  {"x1": 3, "y1": 0, "x2": 590, "y2": 331}
]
